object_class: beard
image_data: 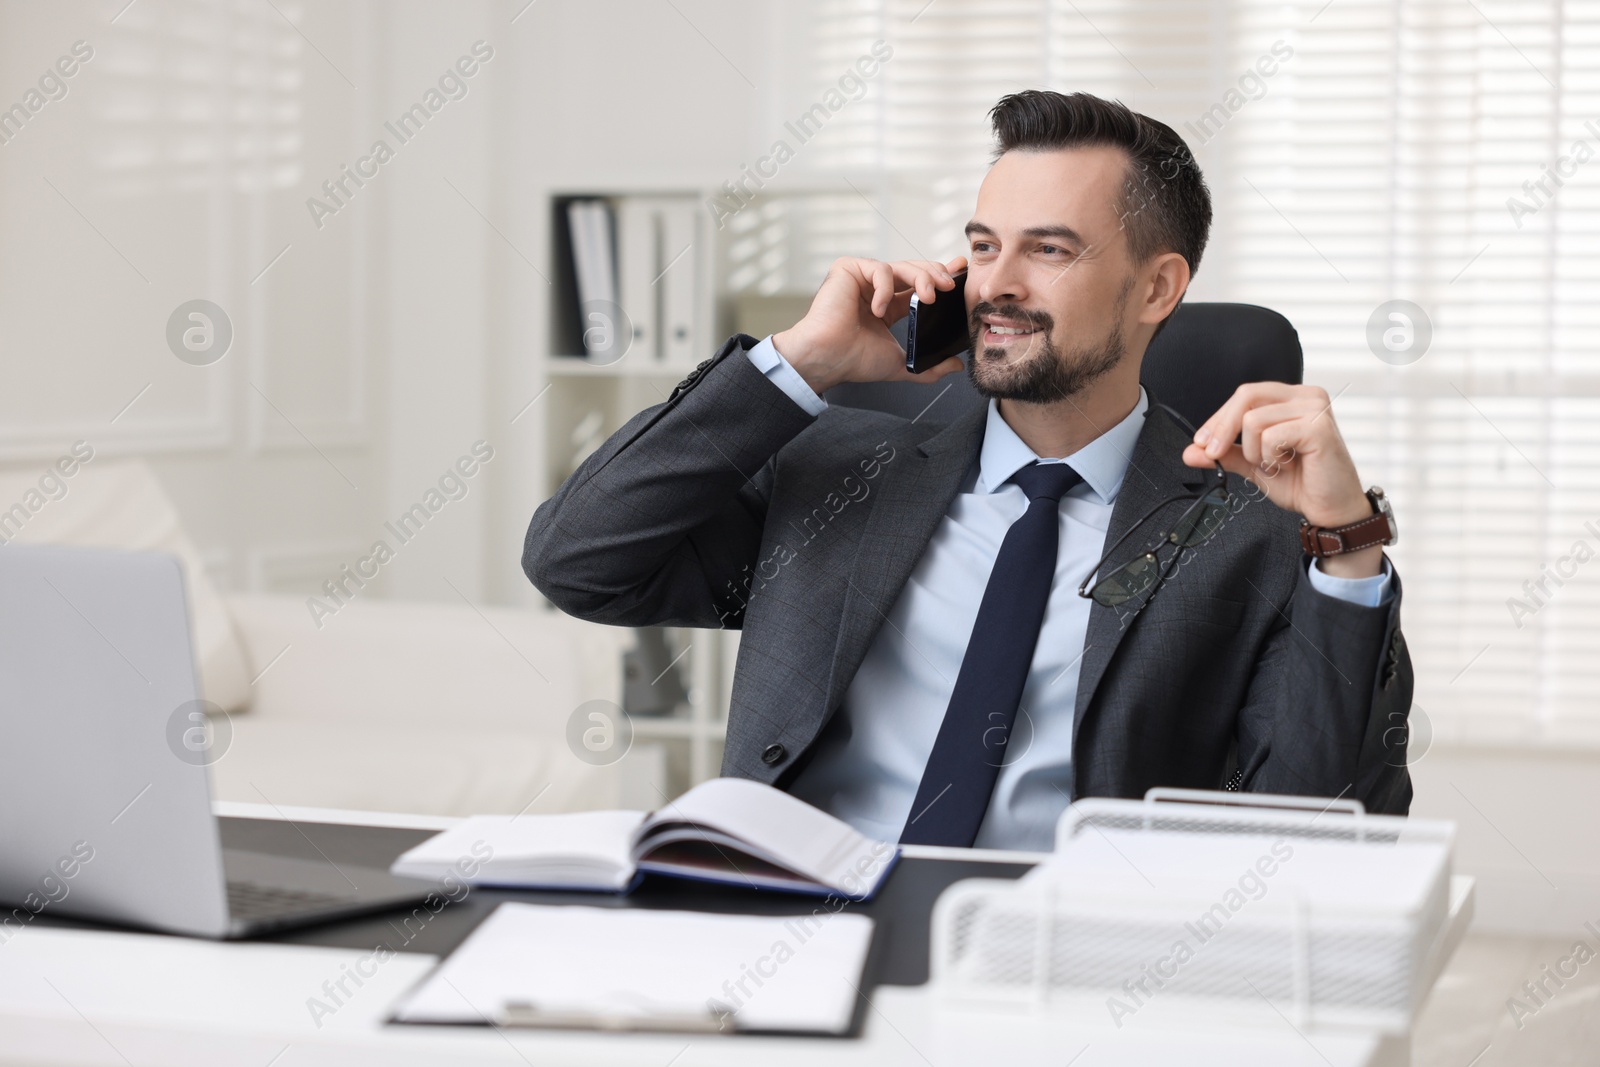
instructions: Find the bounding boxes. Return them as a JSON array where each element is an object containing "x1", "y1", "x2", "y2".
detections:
[{"x1": 966, "y1": 278, "x2": 1133, "y2": 404}]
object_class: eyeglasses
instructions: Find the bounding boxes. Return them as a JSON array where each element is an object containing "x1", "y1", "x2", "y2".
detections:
[{"x1": 1076, "y1": 406, "x2": 1232, "y2": 608}]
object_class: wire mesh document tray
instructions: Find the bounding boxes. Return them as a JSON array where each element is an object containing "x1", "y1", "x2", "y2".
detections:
[{"x1": 930, "y1": 789, "x2": 1455, "y2": 1033}]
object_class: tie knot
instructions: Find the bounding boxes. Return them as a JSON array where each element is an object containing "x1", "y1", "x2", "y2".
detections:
[{"x1": 1009, "y1": 461, "x2": 1083, "y2": 503}]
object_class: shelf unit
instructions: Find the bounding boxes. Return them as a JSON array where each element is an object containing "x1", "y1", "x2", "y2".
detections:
[
  {"x1": 533, "y1": 182, "x2": 893, "y2": 794},
  {"x1": 536, "y1": 188, "x2": 723, "y2": 794}
]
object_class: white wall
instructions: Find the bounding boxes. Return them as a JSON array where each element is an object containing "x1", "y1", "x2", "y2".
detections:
[
  {"x1": 365, "y1": 1, "x2": 500, "y2": 605},
  {"x1": 0, "y1": 0, "x2": 771, "y2": 610},
  {"x1": 0, "y1": 1, "x2": 383, "y2": 599},
  {"x1": 1411, "y1": 745, "x2": 1600, "y2": 936},
  {"x1": 486, "y1": 0, "x2": 776, "y2": 605}
]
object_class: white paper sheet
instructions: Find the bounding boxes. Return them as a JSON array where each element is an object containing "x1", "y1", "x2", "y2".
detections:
[{"x1": 391, "y1": 902, "x2": 874, "y2": 1034}]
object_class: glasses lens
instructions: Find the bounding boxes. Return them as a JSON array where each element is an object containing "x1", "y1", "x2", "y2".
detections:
[
  {"x1": 1091, "y1": 553, "x2": 1162, "y2": 607},
  {"x1": 1171, "y1": 490, "x2": 1230, "y2": 548}
]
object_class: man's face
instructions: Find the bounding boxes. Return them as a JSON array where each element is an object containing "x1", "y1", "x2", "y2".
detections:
[{"x1": 964, "y1": 145, "x2": 1139, "y2": 403}]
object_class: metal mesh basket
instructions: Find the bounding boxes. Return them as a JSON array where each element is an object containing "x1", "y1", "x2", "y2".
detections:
[{"x1": 930, "y1": 791, "x2": 1453, "y2": 1034}]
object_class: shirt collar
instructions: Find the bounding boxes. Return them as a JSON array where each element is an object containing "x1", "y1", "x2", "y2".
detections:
[{"x1": 976, "y1": 388, "x2": 1149, "y2": 505}]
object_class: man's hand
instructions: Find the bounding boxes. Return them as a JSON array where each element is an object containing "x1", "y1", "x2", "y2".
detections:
[
  {"x1": 772, "y1": 256, "x2": 968, "y2": 395},
  {"x1": 1182, "y1": 383, "x2": 1383, "y2": 579}
]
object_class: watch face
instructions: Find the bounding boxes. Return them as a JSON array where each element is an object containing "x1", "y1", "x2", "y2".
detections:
[{"x1": 1373, "y1": 490, "x2": 1399, "y2": 546}]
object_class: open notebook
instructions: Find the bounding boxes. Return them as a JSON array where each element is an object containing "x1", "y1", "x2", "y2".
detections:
[{"x1": 390, "y1": 777, "x2": 898, "y2": 900}]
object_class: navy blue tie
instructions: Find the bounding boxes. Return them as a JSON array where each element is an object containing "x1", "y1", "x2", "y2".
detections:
[{"x1": 900, "y1": 461, "x2": 1084, "y2": 847}]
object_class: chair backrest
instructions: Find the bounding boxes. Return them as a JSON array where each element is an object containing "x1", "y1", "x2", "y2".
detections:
[{"x1": 824, "y1": 302, "x2": 1304, "y2": 431}]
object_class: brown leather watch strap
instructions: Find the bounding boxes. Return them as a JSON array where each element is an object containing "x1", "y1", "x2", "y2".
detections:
[{"x1": 1299, "y1": 512, "x2": 1392, "y2": 558}]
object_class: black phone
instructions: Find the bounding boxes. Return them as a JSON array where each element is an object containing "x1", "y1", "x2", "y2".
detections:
[{"x1": 903, "y1": 269, "x2": 969, "y2": 375}]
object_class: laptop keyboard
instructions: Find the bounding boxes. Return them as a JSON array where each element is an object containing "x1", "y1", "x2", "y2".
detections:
[{"x1": 226, "y1": 880, "x2": 356, "y2": 922}]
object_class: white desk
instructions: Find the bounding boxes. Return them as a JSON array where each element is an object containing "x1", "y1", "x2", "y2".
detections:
[{"x1": 0, "y1": 804, "x2": 1475, "y2": 1067}]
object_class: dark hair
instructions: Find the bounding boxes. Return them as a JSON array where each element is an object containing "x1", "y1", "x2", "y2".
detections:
[{"x1": 989, "y1": 90, "x2": 1212, "y2": 284}]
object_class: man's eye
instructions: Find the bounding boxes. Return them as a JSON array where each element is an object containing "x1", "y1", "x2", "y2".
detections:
[
  {"x1": 1040, "y1": 245, "x2": 1070, "y2": 255},
  {"x1": 970, "y1": 241, "x2": 995, "y2": 254}
]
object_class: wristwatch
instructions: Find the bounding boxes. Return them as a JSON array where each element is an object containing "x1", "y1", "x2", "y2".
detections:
[{"x1": 1299, "y1": 487, "x2": 1398, "y2": 559}]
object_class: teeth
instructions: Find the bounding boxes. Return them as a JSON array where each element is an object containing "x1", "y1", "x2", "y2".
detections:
[{"x1": 990, "y1": 326, "x2": 1034, "y2": 335}]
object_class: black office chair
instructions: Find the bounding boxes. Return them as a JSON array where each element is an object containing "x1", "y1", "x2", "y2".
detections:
[{"x1": 824, "y1": 302, "x2": 1303, "y2": 430}]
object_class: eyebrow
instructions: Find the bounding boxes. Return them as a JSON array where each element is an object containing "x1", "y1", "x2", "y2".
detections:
[{"x1": 964, "y1": 221, "x2": 1086, "y2": 245}]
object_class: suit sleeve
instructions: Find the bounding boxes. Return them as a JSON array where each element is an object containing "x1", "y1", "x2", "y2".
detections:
[
  {"x1": 522, "y1": 335, "x2": 818, "y2": 629},
  {"x1": 1233, "y1": 557, "x2": 1414, "y2": 815}
]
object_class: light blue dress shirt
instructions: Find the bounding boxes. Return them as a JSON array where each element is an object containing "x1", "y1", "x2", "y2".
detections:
[{"x1": 746, "y1": 336, "x2": 1392, "y2": 851}]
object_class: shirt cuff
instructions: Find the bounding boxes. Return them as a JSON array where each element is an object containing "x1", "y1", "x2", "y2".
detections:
[
  {"x1": 1308, "y1": 556, "x2": 1394, "y2": 608},
  {"x1": 746, "y1": 335, "x2": 828, "y2": 417}
]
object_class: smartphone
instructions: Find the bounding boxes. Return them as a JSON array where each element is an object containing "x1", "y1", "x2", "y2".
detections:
[{"x1": 904, "y1": 269, "x2": 970, "y2": 375}]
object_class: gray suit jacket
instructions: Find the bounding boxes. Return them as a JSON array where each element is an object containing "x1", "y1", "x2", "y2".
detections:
[{"x1": 524, "y1": 335, "x2": 1414, "y2": 814}]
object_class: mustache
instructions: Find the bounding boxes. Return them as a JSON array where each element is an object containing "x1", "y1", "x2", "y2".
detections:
[{"x1": 969, "y1": 301, "x2": 1055, "y2": 334}]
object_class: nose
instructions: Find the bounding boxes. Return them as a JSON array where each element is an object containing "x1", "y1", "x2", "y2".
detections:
[{"x1": 975, "y1": 248, "x2": 1030, "y2": 309}]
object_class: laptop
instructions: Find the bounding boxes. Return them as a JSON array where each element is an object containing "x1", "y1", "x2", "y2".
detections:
[{"x1": 0, "y1": 544, "x2": 435, "y2": 938}]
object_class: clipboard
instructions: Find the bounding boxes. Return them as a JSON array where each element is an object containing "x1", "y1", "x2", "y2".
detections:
[{"x1": 389, "y1": 903, "x2": 876, "y2": 1036}]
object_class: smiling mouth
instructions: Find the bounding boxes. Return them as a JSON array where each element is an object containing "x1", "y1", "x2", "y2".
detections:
[
  {"x1": 980, "y1": 320, "x2": 1044, "y2": 346},
  {"x1": 972, "y1": 303, "x2": 1053, "y2": 351}
]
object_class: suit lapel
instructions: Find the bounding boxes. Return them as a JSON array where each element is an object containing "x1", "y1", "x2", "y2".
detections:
[
  {"x1": 822, "y1": 405, "x2": 987, "y2": 714},
  {"x1": 1071, "y1": 405, "x2": 1209, "y2": 749}
]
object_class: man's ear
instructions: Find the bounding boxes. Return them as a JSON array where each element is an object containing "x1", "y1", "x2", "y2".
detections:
[{"x1": 1138, "y1": 251, "x2": 1191, "y2": 328}]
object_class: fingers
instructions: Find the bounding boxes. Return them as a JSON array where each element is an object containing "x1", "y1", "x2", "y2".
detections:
[
  {"x1": 1185, "y1": 382, "x2": 1371, "y2": 527},
  {"x1": 885, "y1": 259, "x2": 964, "y2": 323},
  {"x1": 869, "y1": 260, "x2": 895, "y2": 318},
  {"x1": 1187, "y1": 383, "x2": 1321, "y2": 485},
  {"x1": 1255, "y1": 420, "x2": 1305, "y2": 475},
  {"x1": 1184, "y1": 441, "x2": 1278, "y2": 494},
  {"x1": 832, "y1": 256, "x2": 961, "y2": 319},
  {"x1": 1237, "y1": 399, "x2": 1314, "y2": 468},
  {"x1": 1180, "y1": 442, "x2": 1215, "y2": 469},
  {"x1": 1192, "y1": 382, "x2": 1298, "y2": 459},
  {"x1": 1195, "y1": 384, "x2": 1336, "y2": 466},
  {"x1": 889, "y1": 259, "x2": 958, "y2": 306},
  {"x1": 1214, "y1": 445, "x2": 1262, "y2": 484},
  {"x1": 885, "y1": 287, "x2": 916, "y2": 325}
]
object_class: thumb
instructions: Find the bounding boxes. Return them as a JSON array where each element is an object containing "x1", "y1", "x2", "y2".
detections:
[
  {"x1": 902, "y1": 355, "x2": 965, "y2": 382},
  {"x1": 1185, "y1": 442, "x2": 1272, "y2": 486}
]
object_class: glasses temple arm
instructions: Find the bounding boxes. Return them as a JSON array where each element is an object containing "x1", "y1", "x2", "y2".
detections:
[{"x1": 1076, "y1": 490, "x2": 1216, "y2": 596}]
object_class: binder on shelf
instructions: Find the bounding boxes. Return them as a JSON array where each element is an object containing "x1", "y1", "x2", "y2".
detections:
[
  {"x1": 566, "y1": 199, "x2": 620, "y2": 363},
  {"x1": 556, "y1": 194, "x2": 698, "y2": 367},
  {"x1": 616, "y1": 197, "x2": 660, "y2": 362},
  {"x1": 646, "y1": 197, "x2": 699, "y2": 367}
]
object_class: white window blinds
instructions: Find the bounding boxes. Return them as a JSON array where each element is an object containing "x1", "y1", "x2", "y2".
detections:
[
  {"x1": 794, "y1": 0, "x2": 1600, "y2": 741},
  {"x1": 91, "y1": 0, "x2": 305, "y2": 197},
  {"x1": 1222, "y1": 0, "x2": 1600, "y2": 743}
]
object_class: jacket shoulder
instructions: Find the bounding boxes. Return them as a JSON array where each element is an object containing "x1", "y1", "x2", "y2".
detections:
[{"x1": 779, "y1": 404, "x2": 947, "y2": 465}]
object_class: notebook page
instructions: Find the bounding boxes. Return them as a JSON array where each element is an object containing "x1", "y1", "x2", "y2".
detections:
[
  {"x1": 390, "y1": 811, "x2": 645, "y2": 888},
  {"x1": 636, "y1": 778, "x2": 894, "y2": 893}
]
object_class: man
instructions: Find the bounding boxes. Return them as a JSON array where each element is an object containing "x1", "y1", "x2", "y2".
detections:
[{"x1": 524, "y1": 90, "x2": 1412, "y2": 851}]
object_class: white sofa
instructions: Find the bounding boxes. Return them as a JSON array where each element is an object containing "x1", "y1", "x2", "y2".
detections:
[
  {"x1": 215, "y1": 593, "x2": 658, "y2": 817},
  {"x1": 1, "y1": 457, "x2": 658, "y2": 817}
]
